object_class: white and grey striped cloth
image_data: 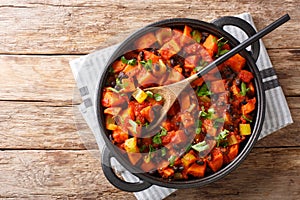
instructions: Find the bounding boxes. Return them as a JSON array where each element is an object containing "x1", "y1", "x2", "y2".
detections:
[{"x1": 70, "y1": 13, "x2": 293, "y2": 200}]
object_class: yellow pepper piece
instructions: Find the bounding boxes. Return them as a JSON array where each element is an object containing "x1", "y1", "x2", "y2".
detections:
[
  {"x1": 132, "y1": 87, "x2": 148, "y2": 103},
  {"x1": 239, "y1": 124, "x2": 251, "y2": 135}
]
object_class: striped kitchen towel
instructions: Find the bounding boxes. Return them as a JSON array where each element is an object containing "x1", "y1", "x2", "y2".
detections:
[{"x1": 70, "y1": 13, "x2": 293, "y2": 200}]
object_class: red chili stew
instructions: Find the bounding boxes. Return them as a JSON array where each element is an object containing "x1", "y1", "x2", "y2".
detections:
[{"x1": 101, "y1": 25, "x2": 256, "y2": 180}]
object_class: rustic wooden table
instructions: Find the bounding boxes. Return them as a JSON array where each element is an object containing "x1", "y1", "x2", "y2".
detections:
[{"x1": 0, "y1": 0, "x2": 299, "y2": 199}]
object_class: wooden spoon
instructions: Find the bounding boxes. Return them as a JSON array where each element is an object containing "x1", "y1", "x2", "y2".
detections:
[{"x1": 144, "y1": 14, "x2": 290, "y2": 133}]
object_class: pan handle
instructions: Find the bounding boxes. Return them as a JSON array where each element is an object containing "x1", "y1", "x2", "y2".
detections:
[
  {"x1": 101, "y1": 146, "x2": 152, "y2": 192},
  {"x1": 212, "y1": 16, "x2": 260, "y2": 62}
]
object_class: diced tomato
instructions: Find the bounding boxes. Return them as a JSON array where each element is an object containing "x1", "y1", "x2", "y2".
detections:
[
  {"x1": 121, "y1": 78, "x2": 136, "y2": 93},
  {"x1": 231, "y1": 84, "x2": 240, "y2": 96},
  {"x1": 112, "y1": 60, "x2": 126, "y2": 73},
  {"x1": 210, "y1": 80, "x2": 226, "y2": 93},
  {"x1": 242, "y1": 97, "x2": 256, "y2": 115},
  {"x1": 160, "y1": 39, "x2": 181, "y2": 59},
  {"x1": 162, "y1": 131, "x2": 176, "y2": 145},
  {"x1": 223, "y1": 144, "x2": 239, "y2": 164},
  {"x1": 181, "y1": 151, "x2": 197, "y2": 168},
  {"x1": 158, "y1": 167, "x2": 174, "y2": 179},
  {"x1": 181, "y1": 25, "x2": 193, "y2": 46},
  {"x1": 135, "y1": 32, "x2": 157, "y2": 49},
  {"x1": 143, "y1": 50, "x2": 161, "y2": 63},
  {"x1": 180, "y1": 93, "x2": 191, "y2": 111},
  {"x1": 101, "y1": 90, "x2": 127, "y2": 107},
  {"x1": 137, "y1": 70, "x2": 158, "y2": 87},
  {"x1": 239, "y1": 70, "x2": 254, "y2": 83},
  {"x1": 187, "y1": 162, "x2": 206, "y2": 178},
  {"x1": 224, "y1": 53, "x2": 246, "y2": 72},
  {"x1": 181, "y1": 112, "x2": 194, "y2": 128},
  {"x1": 112, "y1": 128, "x2": 128, "y2": 143},
  {"x1": 128, "y1": 102, "x2": 136, "y2": 120},
  {"x1": 185, "y1": 55, "x2": 200, "y2": 70},
  {"x1": 207, "y1": 148, "x2": 224, "y2": 172},
  {"x1": 155, "y1": 27, "x2": 173, "y2": 45},
  {"x1": 104, "y1": 107, "x2": 122, "y2": 116},
  {"x1": 164, "y1": 68, "x2": 184, "y2": 85},
  {"x1": 191, "y1": 77, "x2": 204, "y2": 87},
  {"x1": 203, "y1": 34, "x2": 218, "y2": 57},
  {"x1": 173, "y1": 65, "x2": 183, "y2": 74},
  {"x1": 141, "y1": 161, "x2": 156, "y2": 172},
  {"x1": 184, "y1": 42, "x2": 203, "y2": 55},
  {"x1": 203, "y1": 119, "x2": 217, "y2": 136},
  {"x1": 171, "y1": 130, "x2": 187, "y2": 144},
  {"x1": 140, "y1": 106, "x2": 155, "y2": 122},
  {"x1": 161, "y1": 120, "x2": 173, "y2": 131}
]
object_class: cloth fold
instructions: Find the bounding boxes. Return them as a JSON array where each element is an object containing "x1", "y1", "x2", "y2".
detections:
[{"x1": 70, "y1": 13, "x2": 293, "y2": 200}]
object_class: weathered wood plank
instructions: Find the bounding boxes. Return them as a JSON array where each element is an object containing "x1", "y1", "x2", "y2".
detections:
[
  {"x1": 0, "y1": 55, "x2": 78, "y2": 103},
  {"x1": 0, "y1": 101, "x2": 87, "y2": 150},
  {"x1": 0, "y1": 148, "x2": 298, "y2": 199},
  {"x1": 0, "y1": 49, "x2": 299, "y2": 103},
  {"x1": 0, "y1": 150, "x2": 135, "y2": 199},
  {"x1": 0, "y1": 0, "x2": 298, "y2": 54},
  {"x1": 0, "y1": 97, "x2": 298, "y2": 149}
]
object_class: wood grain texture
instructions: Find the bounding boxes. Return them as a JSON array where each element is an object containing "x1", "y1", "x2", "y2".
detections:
[
  {"x1": 0, "y1": 49, "x2": 299, "y2": 103},
  {"x1": 0, "y1": 0, "x2": 299, "y2": 54},
  {"x1": 0, "y1": 148, "x2": 298, "y2": 199},
  {"x1": 0, "y1": 150, "x2": 135, "y2": 199}
]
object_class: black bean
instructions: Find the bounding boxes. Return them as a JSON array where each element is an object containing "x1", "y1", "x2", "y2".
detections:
[
  {"x1": 201, "y1": 32, "x2": 209, "y2": 43},
  {"x1": 170, "y1": 57, "x2": 175, "y2": 67},
  {"x1": 154, "y1": 63, "x2": 160, "y2": 71},
  {"x1": 173, "y1": 144, "x2": 180, "y2": 150},
  {"x1": 138, "y1": 51, "x2": 144, "y2": 61},
  {"x1": 115, "y1": 85, "x2": 122, "y2": 90},
  {"x1": 196, "y1": 160, "x2": 204, "y2": 165},
  {"x1": 173, "y1": 166, "x2": 178, "y2": 172},
  {"x1": 241, "y1": 99, "x2": 247, "y2": 105},
  {"x1": 118, "y1": 72, "x2": 128, "y2": 80},
  {"x1": 178, "y1": 166, "x2": 184, "y2": 172},
  {"x1": 229, "y1": 125, "x2": 235, "y2": 131},
  {"x1": 110, "y1": 80, "x2": 116, "y2": 87},
  {"x1": 226, "y1": 104, "x2": 232, "y2": 113},
  {"x1": 235, "y1": 78, "x2": 241, "y2": 86}
]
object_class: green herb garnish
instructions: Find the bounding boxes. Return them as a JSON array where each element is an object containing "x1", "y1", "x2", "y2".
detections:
[
  {"x1": 191, "y1": 141, "x2": 209, "y2": 152},
  {"x1": 146, "y1": 91, "x2": 154, "y2": 98},
  {"x1": 199, "y1": 106, "x2": 215, "y2": 119},
  {"x1": 128, "y1": 119, "x2": 138, "y2": 134},
  {"x1": 185, "y1": 144, "x2": 192, "y2": 152},
  {"x1": 240, "y1": 82, "x2": 250, "y2": 96},
  {"x1": 194, "y1": 60, "x2": 208, "y2": 72},
  {"x1": 216, "y1": 37, "x2": 229, "y2": 57},
  {"x1": 191, "y1": 30, "x2": 202, "y2": 43},
  {"x1": 107, "y1": 87, "x2": 119, "y2": 93},
  {"x1": 152, "y1": 127, "x2": 168, "y2": 144},
  {"x1": 216, "y1": 129, "x2": 229, "y2": 147},
  {"x1": 144, "y1": 144, "x2": 155, "y2": 163},
  {"x1": 168, "y1": 155, "x2": 176, "y2": 167},
  {"x1": 196, "y1": 83, "x2": 212, "y2": 96},
  {"x1": 121, "y1": 56, "x2": 137, "y2": 66},
  {"x1": 139, "y1": 144, "x2": 147, "y2": 152},
  {"x1": 161, "y1": 147, "x2": 167, "y2": 157},
  {"x1": 140, "y1": 59, "x2": 153, "y2": 71},
  {"x1": 242, "y1": 115, "x2": 253, "y2": 123},
  {"x1": 154, "y1": 93, "x2": 163, "y2": 101},
  {"x1": 195, "y1": 119, "x2": 202, "y2": 134}
]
